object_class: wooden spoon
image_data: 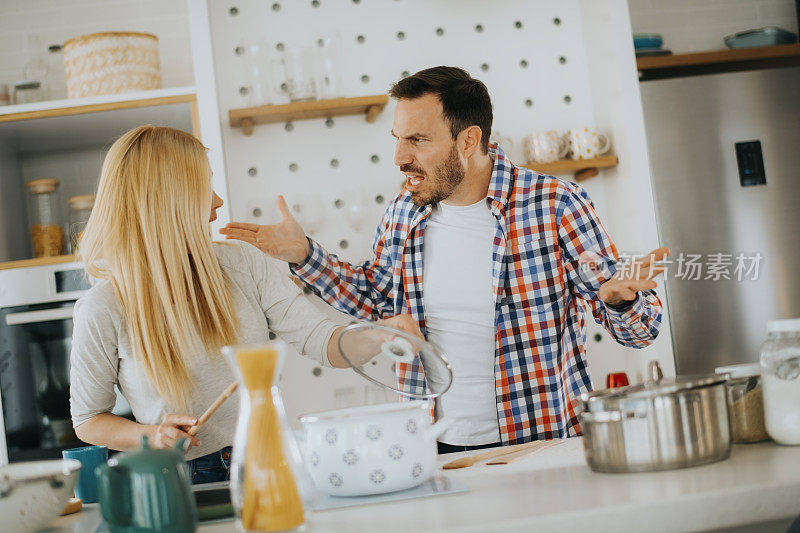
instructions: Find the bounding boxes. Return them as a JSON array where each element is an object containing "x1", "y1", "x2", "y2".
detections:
[
  {"x1": 188, "y1": 382, "x2": 238, "y2": 437},
  {"x1": 441, "y1": 441, "x2": 542, "y2": 470}
]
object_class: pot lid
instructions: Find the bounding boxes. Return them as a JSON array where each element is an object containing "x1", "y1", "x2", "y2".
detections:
[
  {"x1": 580, "y1": 373, "x2": 726, "y2": 404},
  {"x1": 336, "y1": 322, "x2": 453, "y2": 400}
]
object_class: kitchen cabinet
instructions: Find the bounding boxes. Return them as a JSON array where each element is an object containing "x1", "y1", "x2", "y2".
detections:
[
  {"x1": 49, "y1": 437, "x2": 800, "y2": 532},
  {"x1": 0, "y1": 87, "x2": 197, "y2": 265}
]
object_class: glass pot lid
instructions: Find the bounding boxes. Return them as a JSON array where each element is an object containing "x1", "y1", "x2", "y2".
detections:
[{"x1": 336, "y1": 322, "x2": 453, "y2": 400}]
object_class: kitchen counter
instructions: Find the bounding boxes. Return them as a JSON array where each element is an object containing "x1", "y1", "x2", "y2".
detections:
[{"x1": 48, "y1": 438, "x2": 800, "y2": 533}]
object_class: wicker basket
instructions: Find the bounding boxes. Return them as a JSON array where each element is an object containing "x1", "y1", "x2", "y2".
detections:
[{"x1": 63, "y1": 32, "x2": 161, "y2": 98}]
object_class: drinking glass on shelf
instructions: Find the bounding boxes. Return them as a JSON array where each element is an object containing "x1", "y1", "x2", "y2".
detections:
[
  {"x1": 273, "y1": 46, "x2": 317, "y2": 102},
  {"x1": 315, "y1": 34, "x2": 343, "y2": 100},
  {"x1": 238, "y1": 42, "x2": 278, "y2": 106}
]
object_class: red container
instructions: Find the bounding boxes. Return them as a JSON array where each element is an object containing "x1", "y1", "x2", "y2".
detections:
[{"x1": 606, "y1": 372, "x2": 630, "y2": 389}]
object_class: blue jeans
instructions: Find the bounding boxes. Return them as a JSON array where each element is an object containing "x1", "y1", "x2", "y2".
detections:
[{"x1": 187, "y1": 446, "x2": 232, "y2": 485}]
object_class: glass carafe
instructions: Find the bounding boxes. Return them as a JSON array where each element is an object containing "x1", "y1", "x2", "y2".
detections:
[{"x1": 223, "y1": 342, "x2": 309, "y2": 532}]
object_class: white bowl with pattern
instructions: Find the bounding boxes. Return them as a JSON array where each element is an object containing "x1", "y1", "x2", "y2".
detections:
[{"x1": 299, "y1": 402, "x2": 450, "y2": 496}]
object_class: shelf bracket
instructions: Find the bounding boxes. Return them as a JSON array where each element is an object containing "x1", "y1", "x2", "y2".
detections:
[
  {"x1": 365, "y1": 105, "x2": 382, "y2": 123},
  {"x1": 574, "y1": 167, "x2": 600, "y2": 181},
  {"x1": 241, "y1": 118, "x2": 254, "y2": 136}
]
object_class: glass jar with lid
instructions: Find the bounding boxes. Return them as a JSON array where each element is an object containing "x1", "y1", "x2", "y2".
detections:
[
  {"x1": 759, "y1": 318, "x2": 800, "y2": 445},
  {"x1": 14, "y1": 80, "x2": 44, "y2": 104},
  {"x1": 68, "y1": 194, "x2": 95, "y2": 253},
  {"x1": 26, "y1": 178, "x2": 63, "y2": 257},
  {"x1": 715, "y1": 363, "x2": 768, "y2": 443}
]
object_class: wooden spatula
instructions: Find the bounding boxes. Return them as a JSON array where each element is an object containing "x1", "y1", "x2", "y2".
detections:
[
  {"x1": 441, "y1": 441, "x2": 541, "y2": 470},
  {"x1": 485, "y1": 439, "x2": 562, "y2": 465}
]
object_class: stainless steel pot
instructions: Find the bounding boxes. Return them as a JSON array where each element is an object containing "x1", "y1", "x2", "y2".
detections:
[{"x1": 579, "y1": 362, "x2": 731, "y2": 473}]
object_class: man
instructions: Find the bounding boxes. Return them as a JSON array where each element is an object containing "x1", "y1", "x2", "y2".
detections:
[{"x1": 221, "y1": 66, "x2": 669, "y2": 453}]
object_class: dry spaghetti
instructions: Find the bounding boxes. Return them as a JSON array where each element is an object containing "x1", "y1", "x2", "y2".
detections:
[{"x1": 236, "y1": 346, "x2": 305, "y2": 531}]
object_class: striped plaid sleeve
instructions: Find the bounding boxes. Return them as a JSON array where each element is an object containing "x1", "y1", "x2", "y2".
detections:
[
  {"x1": 558, "y1": 183, "x2": 663, "y2": 347},
  {"x1": 289, "y1": 208, "x2": 395, "y2": 321}
]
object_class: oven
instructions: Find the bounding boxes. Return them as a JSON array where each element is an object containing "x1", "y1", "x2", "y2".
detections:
[{"x1": 0, "y1": 261, "x2": 130, "y2": 464}]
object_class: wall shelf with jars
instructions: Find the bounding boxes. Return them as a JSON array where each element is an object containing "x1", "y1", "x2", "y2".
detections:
[
  {"x1": 0, "y1": 87, "x2": 198, "y2": 267},
  {"x1": 228, "y1": 94, "x2": 389, "y2": 136}
]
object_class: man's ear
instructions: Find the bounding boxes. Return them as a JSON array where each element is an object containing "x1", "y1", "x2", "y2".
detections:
[{"x1": 459, "y1": 125, "x2": 483, "y2": 158}]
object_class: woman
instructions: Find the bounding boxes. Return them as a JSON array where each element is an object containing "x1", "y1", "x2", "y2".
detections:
[{"x1": 70, "y1": 125, "x2": 416, "y2": 484}]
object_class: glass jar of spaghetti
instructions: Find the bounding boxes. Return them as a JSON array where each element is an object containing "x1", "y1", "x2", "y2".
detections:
[{"x1": 26, "y1": 178, "x2": 63, "y2": 257}]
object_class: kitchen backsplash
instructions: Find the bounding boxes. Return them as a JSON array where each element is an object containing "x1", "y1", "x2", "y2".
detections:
[
  {"x1": 628, "y1": 0, "x2": 798, "y2": 52},
  {"x1": 0, "y1": 0, "x2": 193, "y2": 90}
]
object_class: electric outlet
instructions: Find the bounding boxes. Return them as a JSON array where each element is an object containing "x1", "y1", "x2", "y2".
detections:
[{"x1": 735, "y1": 140, "x2": 766, "y2": 187}]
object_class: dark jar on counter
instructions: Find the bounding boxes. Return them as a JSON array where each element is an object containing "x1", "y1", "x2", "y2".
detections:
[{"x1": 715, "y1": 363, "x2": 769, "y2": 443}]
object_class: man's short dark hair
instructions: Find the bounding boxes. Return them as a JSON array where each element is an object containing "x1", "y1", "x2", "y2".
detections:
[{"x1": 389, "y1": 66, "x2": 493, "y2": 154}]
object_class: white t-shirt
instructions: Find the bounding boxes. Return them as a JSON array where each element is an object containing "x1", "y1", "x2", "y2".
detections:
[{"x1": 423, "y1": 199, "x2": 499, "y2": 445}]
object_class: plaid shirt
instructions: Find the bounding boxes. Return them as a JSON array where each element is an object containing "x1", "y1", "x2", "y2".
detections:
[{"x1": 292, "y1": 144, "x2": 662, "y2": 443}]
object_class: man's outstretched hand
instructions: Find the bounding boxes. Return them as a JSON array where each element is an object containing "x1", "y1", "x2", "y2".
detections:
[
  {"x1": 219, "y1": 195, "x2": 310, "y2": 264},
  {"x1": 598, "y1": 247, "x2": 670, "y2": 308}
]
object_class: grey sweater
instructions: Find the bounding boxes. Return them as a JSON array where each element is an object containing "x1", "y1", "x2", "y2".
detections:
[{"x1": 69, "y1": 240, "x2": 341, "y2": 460}]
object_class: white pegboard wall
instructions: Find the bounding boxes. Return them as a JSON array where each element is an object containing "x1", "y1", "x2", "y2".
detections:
[
  {"x1": 207, "y1": 0, "x2": 611, "y2": 422},
  {"x1": 212, "y1": 0, "x2": 596, "y2": 262}
]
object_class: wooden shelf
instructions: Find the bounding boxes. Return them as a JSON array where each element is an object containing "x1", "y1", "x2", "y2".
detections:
[
  {"x1": 229, "y1": 95, "x2": 389, "y2": 135},
  {"x1": 0, "y1": 86, "x2": 196, "y2": 123},
  {"x1": 637, "y1": 44, "x2": 800, "y2": 81},
  {"x1": 520, "y1": 156, "x2": 618, "y2": 181},
  {"x1": 0, "y1": 87, "x2": 197, "y2": 152},
  {"x1": 0, "y1": 255, "x2": 77, "y2": 271}
]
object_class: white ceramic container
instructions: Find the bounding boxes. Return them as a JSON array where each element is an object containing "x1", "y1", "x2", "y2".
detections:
[
  {"x1": 0, "y1": 458, "x2": 81, "y2": 533},
  {"x1": 300, "y1": 401, "x2": 450, "y2": 497}
]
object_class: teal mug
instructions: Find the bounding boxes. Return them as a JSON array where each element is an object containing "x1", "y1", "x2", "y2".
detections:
[
  {"x1": 62, "y1": 445, "x2": 108, "y2": 503},
  {"x1": 96, "y1": 436, "x2": 197, "y2": 533}
]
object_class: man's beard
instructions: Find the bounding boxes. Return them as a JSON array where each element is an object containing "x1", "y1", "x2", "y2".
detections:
[{"x1": 407, "y1": 145, "x2": 465, "y2": 207}]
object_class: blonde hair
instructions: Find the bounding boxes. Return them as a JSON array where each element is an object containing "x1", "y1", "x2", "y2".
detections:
[{"x1": 79, "y1": 125, "x2": 238, "y2": 409}]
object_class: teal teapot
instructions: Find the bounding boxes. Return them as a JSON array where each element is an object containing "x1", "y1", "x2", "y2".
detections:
[{"x1": 95, "y1": 436, "x2": 198, "y2": 533}]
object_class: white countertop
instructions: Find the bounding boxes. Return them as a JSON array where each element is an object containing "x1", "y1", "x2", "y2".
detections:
[{"x1": 48, "y1": 438, "x2": 800, "y2": 533}]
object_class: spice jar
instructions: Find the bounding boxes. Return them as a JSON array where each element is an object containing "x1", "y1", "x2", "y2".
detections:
[
  {"x1": 26, "y1": 178, "x2": 63, "y2": 257},
  {"x1": 760, "y1": 318, "x2": 800, "y2": 445},
  {"x1": 14, "y1": 80, "x2": 44, "y2": 104},
  {"x1": 715, "y1": 363, "x2": 768, "y2": 443},
  {"x1": 68, "y1": 194, "x2": 94, "y2": 252}
]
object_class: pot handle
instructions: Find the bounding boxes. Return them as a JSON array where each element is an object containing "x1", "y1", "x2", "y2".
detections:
[
  {"x1": 648, "y1": 360, "x2": 664, "y2": 384},
  {"x1": 423, "y1": 417, "x2": 453, "y2": 442},
  {"x1": 581, "y1": 410, "x2": 643, "y2": 423},
  {"x1": 0, "y1": 473, "x2": 14, "y2": 498}
]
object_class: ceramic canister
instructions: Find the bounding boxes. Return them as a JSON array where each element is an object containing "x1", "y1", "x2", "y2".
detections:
[{"x1": 569, "y1": 127, "x2": 611, "y2": 160}]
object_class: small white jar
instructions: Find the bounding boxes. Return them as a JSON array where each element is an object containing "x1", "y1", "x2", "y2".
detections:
[{"x1": 759, "y1": 318, "x2": 800, "y2": 445}]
